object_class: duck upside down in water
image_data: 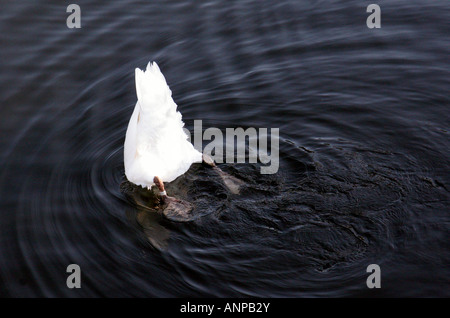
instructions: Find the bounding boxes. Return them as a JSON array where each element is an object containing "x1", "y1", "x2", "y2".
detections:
[{"x1": 124, "y1": 62, "x2": 242, "y2": 221}]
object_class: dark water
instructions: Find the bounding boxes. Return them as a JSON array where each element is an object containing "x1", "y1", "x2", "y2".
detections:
[{"x1": 0, "y1": 0, "x2": 449, "y2": 297}]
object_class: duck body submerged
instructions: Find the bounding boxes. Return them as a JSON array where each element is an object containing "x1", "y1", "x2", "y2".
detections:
[{"x1": 124, "y1": 62, "x2": 202, "y2": 188}]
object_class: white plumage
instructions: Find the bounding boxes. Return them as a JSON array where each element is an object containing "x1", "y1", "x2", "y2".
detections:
[{"x1": 124, "y1": 62, "x2": 202, "y2": 188}]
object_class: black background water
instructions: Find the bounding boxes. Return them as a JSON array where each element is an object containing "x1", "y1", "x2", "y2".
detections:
[{"x1": 0, "y1": 0, "x2": 449, "y2": 297}]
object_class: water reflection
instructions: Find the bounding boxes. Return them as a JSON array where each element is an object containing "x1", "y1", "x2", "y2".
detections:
[{"x1": 122, "y1": 182, "x2": 171, "y2": 250}]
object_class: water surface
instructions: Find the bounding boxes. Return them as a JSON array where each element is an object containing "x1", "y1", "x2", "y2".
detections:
[{"x1": 0, "y1": 0, "x2": 449, "y2": 297}]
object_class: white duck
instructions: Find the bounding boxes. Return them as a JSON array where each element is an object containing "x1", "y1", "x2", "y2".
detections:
[
  {"x1": 124, "y1": 62, "x2": 202, "y2": 194},
  {"x1": 124, "y1": 62, "x2": 243, "y2": 220}
]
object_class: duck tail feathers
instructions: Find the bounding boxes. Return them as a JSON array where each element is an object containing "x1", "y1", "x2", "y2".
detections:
[{"x1": 135, "y1": 61, "x2": 173, "y2": 111}]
